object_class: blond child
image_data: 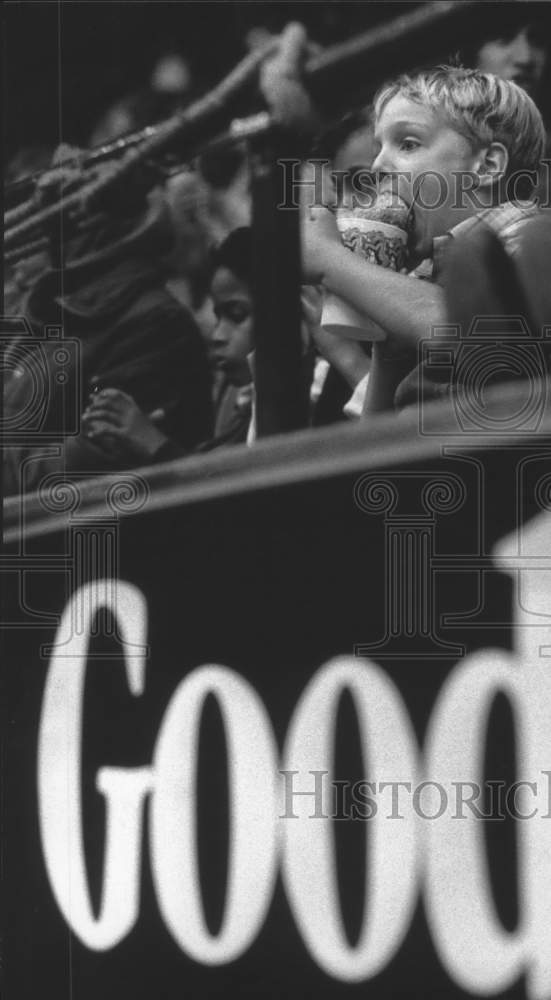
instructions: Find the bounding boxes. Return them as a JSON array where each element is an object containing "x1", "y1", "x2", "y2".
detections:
[{"x1": 301, "y1": 65, "x2": 548, "y2": 411}]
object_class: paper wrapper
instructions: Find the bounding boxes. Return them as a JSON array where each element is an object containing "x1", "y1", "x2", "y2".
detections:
[{"x1": 321, "y1": 204, "x2": 409, "y2": 341}]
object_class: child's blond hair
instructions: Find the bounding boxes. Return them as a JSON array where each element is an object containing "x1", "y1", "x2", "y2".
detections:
[{"x1": 374, "y1": 65, "x2": 545, "y2": 178}]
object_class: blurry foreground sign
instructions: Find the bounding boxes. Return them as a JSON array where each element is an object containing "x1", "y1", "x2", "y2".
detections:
[{"x1": 4, "y1": 405, "x2": 551, "y2": 999}]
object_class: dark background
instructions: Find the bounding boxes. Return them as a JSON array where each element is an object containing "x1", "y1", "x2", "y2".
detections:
[
  {"x1": 5, "y1": 2, "x2": 551, "y2": 171},
  {"x1": 3, "y1": 1, "x2": 419, "y2": 158}
]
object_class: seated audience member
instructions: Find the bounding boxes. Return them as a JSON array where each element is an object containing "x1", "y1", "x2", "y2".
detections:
[
  {"x1": 81, "y1": 226, "x2": 369, "y2": 461},
  {"x1": 202, "y1": 227, "x2": 256, "y2": 448},
  {"x1": 303, "y1": 108, "x2": 377, "y2": 420},
  {"x1": 316, "y1": 106, "x2": 377, "y2": 198},
  {"x1": 152, "y1": 143, "x2": 252, "y2": 347},
  {"x1": 300, "y1": 65, "x2": 550, "y2": 413},
  {"x1": 3, "y1": 170, "x2": 213, "y2": 496},
  {"x1": 465, "y1": 10, "x2": 551, "y2": 203},
  {"x1": 465, "y1": 8, "x2": 550, "y2": 106},
  {"x1": 81, "y1": 228, "x2": 256, "y2": 463},
  {"x1": 89, "y1": 51, "x2": 196, "y2": 147}
]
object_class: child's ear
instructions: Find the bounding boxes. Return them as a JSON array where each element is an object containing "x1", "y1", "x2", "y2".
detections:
[{"x1": 474, "y1": 142, "x2": 509, "y2": 186}]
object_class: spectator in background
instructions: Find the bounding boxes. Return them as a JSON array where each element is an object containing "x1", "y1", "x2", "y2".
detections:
[
  {"x1": 80, "y1": 225, "x2": 370, "y2": 462},
  {"x1": 3, "y1": 159, "x2": 213, "y2": 496},
  {"x1": 89, "y1": 67, "x2": 254, "y2": 358},
  {"x1": 162, "y1": 144, "x2": 252, "y2": 317},
  {"x1": 463, "y1": 10, "x2": 550, "y2": 203},
  {"x1": 81, "y1": 227, "x2": 256, "y2": 461},
  {"x1": 462, "y1": 5, "x2": 551, "y2": 168},
  {"x1": 306, "y1": 107, "x2": 376, "y2": 421},
  {"x1": 89, "y1": 50, "x2": 195, "y2": 146},
  {"x1": 469, "y1": 14, "x2": 549, "y2": 104},
  {"x1": 318, "y1": 107, "x2": 377, "y2": 190}
]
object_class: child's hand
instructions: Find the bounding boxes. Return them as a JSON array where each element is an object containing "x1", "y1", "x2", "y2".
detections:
[
  {"x1": 301, "y1": 284, "x2": 324, "y2": 330},
  {"x1": 311, "y1": 324, "x2": 371, "y2": 391},
  {"x1": 82, "y1": 388, "x2": 168, "y2": 462},
  {"x1": 301, "y1": 284, "x2": 370, "y2": 390},
  {"x1": 301, "y1": 206, "x2": 342, "y2": 284}
]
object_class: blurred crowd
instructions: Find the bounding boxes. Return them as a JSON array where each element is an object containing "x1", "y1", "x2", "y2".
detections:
[{"x1": 4, "y1": 7, "x2": 551, "y2": 497}]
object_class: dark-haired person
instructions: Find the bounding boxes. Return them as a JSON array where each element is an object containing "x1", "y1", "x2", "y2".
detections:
[
  {"x1": 82, "y1": 225, "x2": 370, "y2": 461},
  {"x1": 468, "y1": 11, "x2": 549, "y2": 104},
  {"x1": 460, "y1": 5, "x2": 550, "y2": 181},
  {"x1": 3, "y1": 166, "x2": 213, "y2": 496},
  {"x1": 81, "y1": 228, "x2": 256, "y2": 462}
]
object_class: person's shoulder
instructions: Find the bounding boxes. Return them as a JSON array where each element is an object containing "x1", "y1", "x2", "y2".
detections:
[
  {"x1": 123, "y1": 281, "x2": 200, "y2": 329},
  {"x1": 473, "y1": 200, "x2": 551, "y2": 256},
  {"x1": 475, "y1": 199, "x2": 545, "y2": 232}
]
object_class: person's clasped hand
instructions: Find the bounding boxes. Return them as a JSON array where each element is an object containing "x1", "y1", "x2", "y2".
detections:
[{"x1": 82, "y1": 388, "x2": 168, "y2": 462}]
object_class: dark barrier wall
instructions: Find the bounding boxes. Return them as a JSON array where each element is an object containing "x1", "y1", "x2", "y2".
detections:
[{"x1": 4, "y1": 391, "x2": 551, "y2": 999}]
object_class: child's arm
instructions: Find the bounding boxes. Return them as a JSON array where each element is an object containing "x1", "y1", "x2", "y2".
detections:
[
  {"x1": 362, "y1": 343, "x2": 413, "y2": 413},
  {"x1": 302, "y1": 208, "x2": 446, "y2": 349}
]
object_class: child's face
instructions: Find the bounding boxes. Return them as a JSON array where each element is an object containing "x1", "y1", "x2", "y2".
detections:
[
  {"x1": 210, "y1": 267, "x2": 253, "y2": 386},
  {"x1": 372, "y1": 95, "x2": 484, "y2": 260}
]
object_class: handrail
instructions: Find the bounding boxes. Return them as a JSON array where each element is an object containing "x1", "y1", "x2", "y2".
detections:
[{"x1": 5, "y1": 380, "x2": 551, "y2": 544}]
